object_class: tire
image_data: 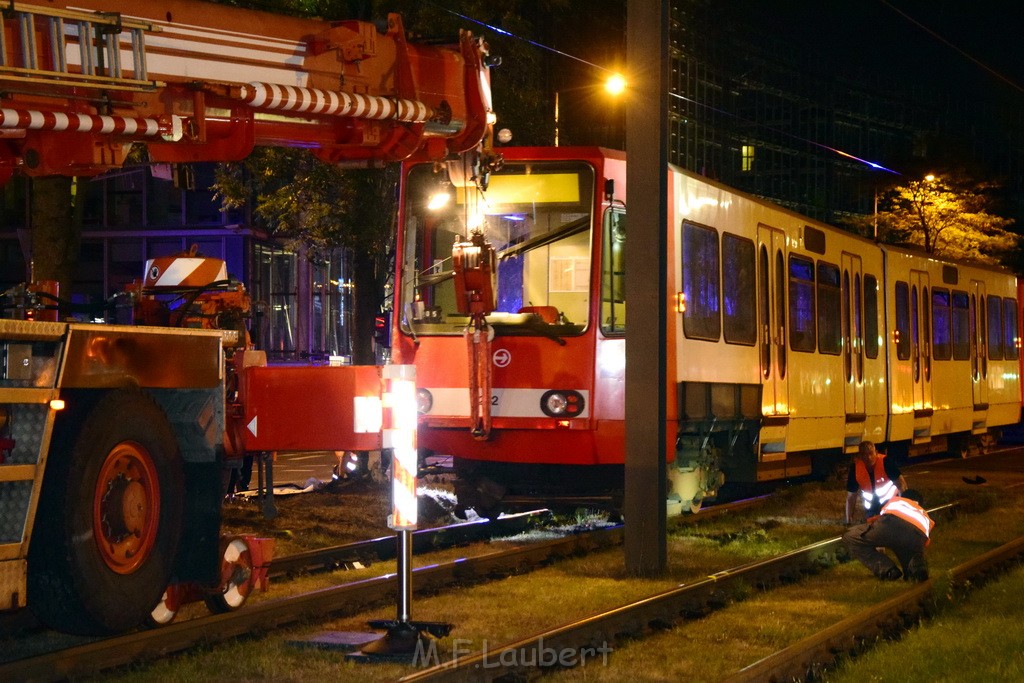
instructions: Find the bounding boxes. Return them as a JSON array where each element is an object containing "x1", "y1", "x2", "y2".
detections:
[{"x1": 28, "y1": 389, "x2": 184, "y2": 635}]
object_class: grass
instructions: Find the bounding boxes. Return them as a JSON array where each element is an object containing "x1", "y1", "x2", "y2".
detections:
[
  {"x1": 94, "y1": 474, "x2": 1024, "y2": 682},
  {"x1": 824, "y1": 565, "x2": 1024, "y2": 683}
]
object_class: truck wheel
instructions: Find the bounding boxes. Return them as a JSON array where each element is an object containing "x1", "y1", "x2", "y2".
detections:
[
  {"x1": 204, "y1": 537, "x2": 254, "y2": 613},
  {"x1": 28, "y1": 389, "x2": 184, "y2": 635}
]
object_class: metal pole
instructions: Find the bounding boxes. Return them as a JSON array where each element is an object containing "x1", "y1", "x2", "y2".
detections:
[
  {"x1": 397, "y1": 528, "x2": 413, "y2": 623},
  {"x1": 624, "y1": 0, "x2": 669, "y2": 576}
]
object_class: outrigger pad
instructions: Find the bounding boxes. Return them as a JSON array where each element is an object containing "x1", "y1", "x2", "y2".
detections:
[
  {"x1": 347, "y1": 620, "x2": 456, "y2": 663},
  {"x1": 367, "y1": 618, "x2": 454, "y2": 639},
  {"x1": 286, "y1": 631, "x2": 381, "y2": 652}
]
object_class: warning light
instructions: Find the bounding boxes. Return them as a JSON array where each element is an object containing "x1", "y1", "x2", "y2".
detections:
[
  {"x1": 373, "y1": 312, "x2": 391, "y2": 348},
  {"x1": 49, "y1": 399, "x2": 65, "y2": 411}
]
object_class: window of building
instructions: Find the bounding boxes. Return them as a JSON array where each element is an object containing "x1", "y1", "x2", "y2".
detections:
[
  {"x1": 682, "y1": 221, "x2": 721, "y2": 341},
  {"x1": 741, "y1": 145, "x2": 755, "y2": 172},
  {"x1": 722, "y1": 233, "x2": 756, "y2": 345},
  {"x1": 788, "y1": 255, "x2": 815, "y2": 352}
]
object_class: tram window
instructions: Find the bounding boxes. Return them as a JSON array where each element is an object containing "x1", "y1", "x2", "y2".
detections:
[
  {"x1": 987, "y1": 294, "x2": 1003, "y2": 359},
  {"x1": 895, "y1": 281, "x2": 911, "y2": 360},
  {"x1": 932, "y1": 288, "x2": 952, "y2": 360},
  {"x1": 1004, "y1": 298, "x2": 1019, "y2": 360},
  {"x1": 864, "y1": 274, "x2": 879, "y2": 358},
  {"x1": 788, "y1": 255, "x2": 816, "y2": 352},
  {"x1": 682, "y1": 221, "x2": 721, "y2": 341},
  {"x1": 951, "y1": 291, "x2": 970, "y2": 360},
  {"x1": 722, "y1": 233, "x2": 756, "y2": 345},
  {"x1": 817, "y1": 262, "x2": 841, "y2": 355},
  {"x1": 601, "y1": 209, "x2": 627, "y2": 335}
]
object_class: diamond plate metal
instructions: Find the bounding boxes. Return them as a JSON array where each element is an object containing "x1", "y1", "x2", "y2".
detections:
[
  {"x1": 10, "y1": 403, "x2": 48, "y2": 465},
  {"x1": 0, "y1": 482, "x2": 31, "y2": 544}
]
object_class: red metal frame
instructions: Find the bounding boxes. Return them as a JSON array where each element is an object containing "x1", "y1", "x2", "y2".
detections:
[{"x1": 0, "y1": 2, "x2": 493, "y2": 178}]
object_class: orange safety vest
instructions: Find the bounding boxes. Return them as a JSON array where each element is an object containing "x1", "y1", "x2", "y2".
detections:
[
  {"x1": 881, "y1": 496, "x2": 935, "y2": 539},
  {"x1": 854, "y1": 455, "x2": 898, "y2": 511}
]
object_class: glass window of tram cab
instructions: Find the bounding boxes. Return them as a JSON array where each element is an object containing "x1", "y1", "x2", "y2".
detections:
[{"x1": 399, "y1": 161, "x2": 597, "y2": 336}]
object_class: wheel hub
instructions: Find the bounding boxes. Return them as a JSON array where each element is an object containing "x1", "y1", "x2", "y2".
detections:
[
  {"x1": 100, "y1": 475, "x2": 147, "y2": 542},
  {"x1": 93, "y1": 441, "x2": 161, "y2": 574}
]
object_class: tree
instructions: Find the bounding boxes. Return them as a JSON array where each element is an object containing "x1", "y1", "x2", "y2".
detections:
[
  {"x1": 870, "y1": 173, "x2": 1018, "y2": 266},
  {"x1": 212, "y1": 148, "x2": 397, "y2": 363},
  {"x1": 28, "y1": 176, "x2": 83, "y2": 296}
]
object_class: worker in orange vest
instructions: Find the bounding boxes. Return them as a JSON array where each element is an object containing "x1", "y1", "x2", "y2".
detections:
[
  {"x1": 843, "y1": 489, "x2": 934, "y2": 581},
  {"x1": 845, "y1": 440, "x2": 907, "y2": 524}
]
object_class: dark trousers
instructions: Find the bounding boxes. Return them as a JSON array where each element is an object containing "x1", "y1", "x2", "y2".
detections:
[{"x1": 843, "y1": 515, "x2": 929, "y2": 580}]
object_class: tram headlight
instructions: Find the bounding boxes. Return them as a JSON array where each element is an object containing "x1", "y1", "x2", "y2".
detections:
[
  {"x1": 545, "y1": 392, "x2": 568, "y2": 415},
  {"x1": 416, "y1": 388, "x2": 433, "y2": 414},
  {"x1": 540, "y1": 390, "x2": 585, "y2": 418}
]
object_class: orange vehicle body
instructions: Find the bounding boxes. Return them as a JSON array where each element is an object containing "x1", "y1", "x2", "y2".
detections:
[
  {"x1": 0, "y1": 1, "x2": 492, "y2": 635},
  {"x1": 0, "y1": 0, "x2": 492, "y2": 180}
]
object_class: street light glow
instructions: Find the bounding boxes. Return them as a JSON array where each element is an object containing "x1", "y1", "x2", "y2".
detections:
[{"x1": 605, "y1": 73, "x2": 626, "y2": 96}]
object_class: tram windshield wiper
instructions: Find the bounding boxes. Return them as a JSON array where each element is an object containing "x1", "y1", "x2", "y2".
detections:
[
  {"x1": 488, "y1": 316, "x2": 568, "y2": 345},
  {"x1": 497, "y1": 216, "x2": 590, "y2": 260}
]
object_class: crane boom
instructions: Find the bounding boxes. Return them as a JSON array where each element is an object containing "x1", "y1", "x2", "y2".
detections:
[{"x1": 0, "y1": 1, "x2": 493, "y2": 180}]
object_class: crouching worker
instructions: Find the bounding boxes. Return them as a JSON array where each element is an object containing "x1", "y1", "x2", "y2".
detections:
[{"x1": 843, "y1": 489, "x2": 934, "y2": 581}]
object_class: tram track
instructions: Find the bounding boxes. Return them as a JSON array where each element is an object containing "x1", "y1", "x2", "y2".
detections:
[
  {"x1": 2, "y1": 477, "x2": 998, "y2": 681},
  {"x1": 0, "y1": 493, "x2": 772, "y2": 680},
  {"x1": 725, "y1": 534, "x2": 1024, "y2": 682},
  {"x1": 0, "y1": 522, "x2": 621, "y2": 680},
  {"x1": 398, "y1": 499, "x2": 1024, "y2": 682}
]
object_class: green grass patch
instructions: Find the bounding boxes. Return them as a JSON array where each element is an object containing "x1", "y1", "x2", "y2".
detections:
[{"x1": 825, "y1": 563, "x2": 1024, "y2": 683}]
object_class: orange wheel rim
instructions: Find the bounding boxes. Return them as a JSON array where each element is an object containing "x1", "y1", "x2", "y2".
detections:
[{"x1": 93, "y1": 441, "x2": 160, "y2": 575}]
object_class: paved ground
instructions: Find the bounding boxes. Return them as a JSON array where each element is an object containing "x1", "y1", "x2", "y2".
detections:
[
  {"x1": 902, "y1": 444, "x2": 1024, "y2": 495},
  {"x1": 271, "y1": 450, "x2": 339, "y2": 486}
]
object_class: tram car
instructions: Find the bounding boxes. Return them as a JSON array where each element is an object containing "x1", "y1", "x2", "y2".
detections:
[{"x1": 392, "y1": 146, "x2": 1021, "y2": 515}]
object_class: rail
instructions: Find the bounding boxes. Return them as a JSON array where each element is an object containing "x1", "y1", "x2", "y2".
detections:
[
  {"x1": 0, "y1": 525, "x2": 624, "y2": 681},
  {"x1": 398, "y1": 501, "x2": 970, "y2": 682}
]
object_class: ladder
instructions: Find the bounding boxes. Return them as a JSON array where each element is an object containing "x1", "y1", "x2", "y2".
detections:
[{"x1": 0, "y1": 2, "x2": 158, "y2": 91}]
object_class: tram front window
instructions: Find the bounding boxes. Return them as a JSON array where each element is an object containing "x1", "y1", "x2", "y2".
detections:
[{"x1": 400, "y1": 161, "x2": 595, "y2": 337}]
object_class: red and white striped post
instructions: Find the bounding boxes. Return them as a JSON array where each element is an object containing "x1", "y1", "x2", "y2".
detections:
[{"x1": 359, "y1": 364, "x2": 452, "y2": 659}]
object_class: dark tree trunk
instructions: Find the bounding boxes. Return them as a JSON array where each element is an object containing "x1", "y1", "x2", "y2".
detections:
[
  {"x1": 351, "y1": 247, "x2": 381, "y2": 365},
  {"x1": 30, "y1": 175, "x2": 80, "y2": 295}
]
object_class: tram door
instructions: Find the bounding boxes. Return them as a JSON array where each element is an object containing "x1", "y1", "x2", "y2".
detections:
[
  {"x1": 910, "y1": 270, "x2": 933, "y2": 410},
  {"x1": 757, "y1": 225, "x2": 789, "y2": 416},
  {"x1": 841, "y1": 253, "x2": 865, "y2": 416},
  {"x1": 970, "y1": 280, "x2": 989, "y2": 408}
]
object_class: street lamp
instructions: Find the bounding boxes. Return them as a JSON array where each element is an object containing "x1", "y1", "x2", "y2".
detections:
[{"x1": 555, "y1": 73, "x2": 627, "y2": 147}]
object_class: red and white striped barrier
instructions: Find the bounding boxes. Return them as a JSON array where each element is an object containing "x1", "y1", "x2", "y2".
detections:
[{"x1": 384, "y1": 364, "x2": 418, "y2": 530}]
